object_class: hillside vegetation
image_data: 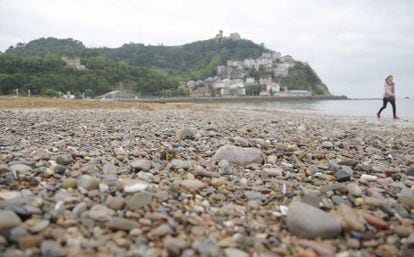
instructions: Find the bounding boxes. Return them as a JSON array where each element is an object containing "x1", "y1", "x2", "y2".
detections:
[{"x1": 1, "y1": 37, "x2": 329, "y2": 97}]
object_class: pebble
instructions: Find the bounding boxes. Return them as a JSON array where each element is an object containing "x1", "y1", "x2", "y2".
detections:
[
  {"x1": 151, "y1": 223, "x2": 173, "y2": 237},
  {"x1": 359, "y1": 174, "x2": 378, "y2": 182},
  {"x1": 363, "y1": 214, "x2": 389, "y2": 229},
  {"x1": 301, "y1": 195, "x2": 320, "y2": 208},
  {"x1": 213, "y1": 145, "x2": 265, "y2": 166},
  {"x1": 55, "y1": 154, "x2": 73, "y2": 166},
  {"x1": 346, "y1": 183, "x2": 362, "y2": 196},
  {"x1": 181, "y1": 179, "x2": 207, "y2": 190},
  {"x1": 9, "y1": 164, "x2": 32, "y2": 173},
  {"x1": 130, "y1": 159, "x2": 152, "y2": 171},
  {"x1": 338, "y1": 159, "x2": 358, "y2": 167},
  {"x1": 263, "y1": 167, "x2": 283, "y2": 176},
  {"x1": 105, "y1": 217, "x2": 140, "y2": 231},
  {"x1": 26, "y1": 219, "x2": 50, "y2": 233},
  {"x1": 0, "y1": 210, "x2": 22, "y2": 229},
  {"x1": 41, "y1": 241, "x2": 66, "y2": 257},
  {"x1": 0, "y1": 191, "x2": 22, "y2": 200},
  {"x1": 392, "y1": 225, "x2": 412, "y2": 237},
  {"x1": 1, "y1": 107, "x2": 413, "y2": 256},
  {"x1": 124, "y1": 182, "x2": 149, "y2": 193},
  {"x1": 335, "y1": 170, "x2": 351, "y2": 182},
  {"x1": 322, "y1": 141, "x2": 334, "y2": 149},
  {"x1": 61, "y1": 178, "x2": 77, "y2": 189},
  {"x1": 8, "y1": 226, "x2": 28, "y2": 243},
  {"x1": 364, "y1": 196, "x2": 387, "y2": 207},
  {"x1": 337, "y1": 204, "x2": 365, "y2": 232},
  {"x1": 170, "y1": 159, "x2": 191, "y2": 170},
  {"x1": 234, "y1": 136, "x2": 249, "y2": 147},
  {"x1": 0, "y1": 164, "x2": 9, "y2": 174},
  {"x1": 286, "y1": 201, "x2": 342, "y2": 239},
  {"x1": 125, "y1": 192, "x2": 153, "y2": 210},
  {"x1": 224, "y1": 248, "x2": 249, "y2": 257},
  {"x1": 176, "y1": 128, "x2": 194, "y2": 140},
  {"x1": 297, "y1": 239, "x2": 336, "y2": 257},
  {"x1": 106, "y1": 195, "x2": 125, "y2": 210},
  {"x1": 18, "y1": 234, "x2": 44, "y2": 249},
  {"x1": 164, "y1": 237, "x2": 188, "y2": 256},
  {"x1": 77, "y1": 175, "x2": 99, "y2": 191},
  {"x1": 331, "y1": 195, "x2": 345, "y2": 205},
  {"x1": 88, "y1": 204, "x2": 114, "y2": 221},
  {"x1": 407, "y1": 167, "x2": 414, "y2": 177},
  {"x1": 398, "y1": 194, "x2": 414, "y2": 210},
  {"x1": 72, "y1": 202, "x2": 87, "y2": 216},
  {"x1": 297, "y1": 249, "x2": 317, "y2": 257}
]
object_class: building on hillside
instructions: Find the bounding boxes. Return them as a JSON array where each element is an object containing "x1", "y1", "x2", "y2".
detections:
[
  {"x1": 226, "y1": 60, "x2": 243, "y2": 68},
  {"x1": 229, "y1": 33, "x2": 241, "y2": 40},
  {"x1": 267, "y1": 82, "x2": 280, "y2": 95},
  {"x1": 217, "y1": 66, "x2": 235, "y2": 79},
  {"x1": 261, "y1": 51, "x2": 282, "y2": 62},
  {"x1": 179, "y1": 81, "x2": 188, "y2": 89},
  {"x1": 281, "y1": 55, "x2": 295, "y2": 67},
  {"x1": 61, "y1": 56, "x2": 86, "y2": 70},
  {"x1": 221, "y1": 84, "x2": 245, "y2": 96},
  {"x1": 212, "y1": 80, "x2": 226, "y2": 89},
  {"x1": 260, "y1": 90, "x2": 270, "y2": 96},
  {"x1": 245, "y1": 77, "x2": 257, "y2": 86},
  {"x1": 259, "y1": 77, "x2": 272, "y2": 85},
  {"x1": 256, "y1": 56, "x2": 273, "y2": 68},
  {"x1": 190, "y1": 87, "x2": 210, "y2": 97},
  {"x1": 273, "y1": 63, "x2": 290, "y2": 77},
  {"x1": 187, "y1": 80, "x2": 196, "y2": 89},
  {"x1": 244, "y1": 59, "x2": 256, "y2": 69},
  {"x1": 259, "y1": 77, "x2": 280, "y2": 95}
]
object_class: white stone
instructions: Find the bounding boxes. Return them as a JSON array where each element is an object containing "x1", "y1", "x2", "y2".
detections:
[{"x1": 124, "y1": 182, "x2": 149, "y2": 193}]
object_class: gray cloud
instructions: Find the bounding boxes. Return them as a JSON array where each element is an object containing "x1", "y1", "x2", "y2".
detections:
[{"x1": 1, "y1": 0, "x2": 413, "y2": 97}]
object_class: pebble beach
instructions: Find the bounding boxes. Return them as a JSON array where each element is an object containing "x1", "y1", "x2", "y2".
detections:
[{"x1": 0, "y1": 101, "x2": 414, "y2": 257}]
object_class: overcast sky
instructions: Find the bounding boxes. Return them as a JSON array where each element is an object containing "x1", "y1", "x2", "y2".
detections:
[{"x1": 1, "y1": 0, "x2": 413, "y2": 98}]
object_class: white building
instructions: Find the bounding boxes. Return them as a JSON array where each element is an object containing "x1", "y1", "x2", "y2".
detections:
[
  {"x1": 212, "y1": 81, "x2": 226, "y2": 89},
  {"x1": 244, "y1": 59, "x2": 256, "y2": 69},
  {"x1": 266, "y1": 82, "x2": 280, "y2": 94},
  {"x1": 229, "y1": 33, "x2": 241, "y2": 40},
  {"x1": 273, "y1": 63, "x2": 290, "y2": 77},
  {"x1": 226, "y1": 60, "x2": 243, "y2": 68},
  {"x1": 245, "y1": 77, "x2": 256, "y2": 86},
  {"x1": 221, "y1": 83, "x2": 245, "y2": 96}
]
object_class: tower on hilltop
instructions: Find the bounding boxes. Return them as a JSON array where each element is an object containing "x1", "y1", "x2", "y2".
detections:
[{"x1": 216, "y1": 30, "x2": 223, "y2": 40}]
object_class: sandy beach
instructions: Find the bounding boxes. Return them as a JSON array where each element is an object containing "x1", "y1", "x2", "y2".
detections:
[{"x1": 0, "y1": 98, "x2": 413, "y2": 257}]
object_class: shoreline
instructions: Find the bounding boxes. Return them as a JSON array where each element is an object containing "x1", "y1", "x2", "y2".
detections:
[{"x1": 121, "y1": 95, "x2": 348, "y2": 103}]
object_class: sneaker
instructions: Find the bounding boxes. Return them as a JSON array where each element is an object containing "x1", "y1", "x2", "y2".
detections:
[
  {"x1": 376, "y1": 113, "x2": 380, "y2": 118},
  {"x1": 393, "y1": 116, "x2": 400, "y2": 120}
]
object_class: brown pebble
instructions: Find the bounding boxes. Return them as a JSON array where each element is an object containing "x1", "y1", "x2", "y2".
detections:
[
  {"x1": 297, "y1": 240, "x2": 336, "y2": 257},
  {"x1": 376, "y1": 244, "x2": 400, "y2": 257},
  {"x1": 363, "y1": 214, "x2": 389, "y2": 229},
  {"x1": 392, "y1": 225, "x2": 412, "y2": 237},
  {"x1": 18, "y1": 235, "x2": 44, "y2": 249},
  {"x1": 297, "y1": 249, "x2": 317, "y2": 257}
]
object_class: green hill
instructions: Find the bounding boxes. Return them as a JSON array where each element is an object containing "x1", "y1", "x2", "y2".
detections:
[{"x1": 1, "y1": 37, "x2": 330, "y2": 97}]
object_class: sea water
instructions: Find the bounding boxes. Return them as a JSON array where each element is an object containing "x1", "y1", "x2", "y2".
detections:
[{"x1": 217, "y1": 98, "x2": 414, "y2": 121}]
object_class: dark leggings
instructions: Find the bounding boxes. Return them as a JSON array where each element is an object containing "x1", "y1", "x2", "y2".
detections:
[{"x1": 378, "y1": 97, "x2": 396, "y2": 117}]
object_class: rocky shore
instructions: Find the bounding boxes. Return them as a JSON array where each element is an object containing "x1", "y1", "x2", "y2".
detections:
[{"x1": 0, "y1": 107, "x2": 413, "y2": 257}]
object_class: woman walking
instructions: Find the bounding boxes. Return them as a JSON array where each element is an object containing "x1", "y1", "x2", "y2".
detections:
[{"x1": 377, "y1": 75, "x2": 399, "y2": 119}]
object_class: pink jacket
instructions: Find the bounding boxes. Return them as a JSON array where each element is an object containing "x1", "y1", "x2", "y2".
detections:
[{"x1": 384, "y1": 82, "x2": 395, "y2": 98}]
